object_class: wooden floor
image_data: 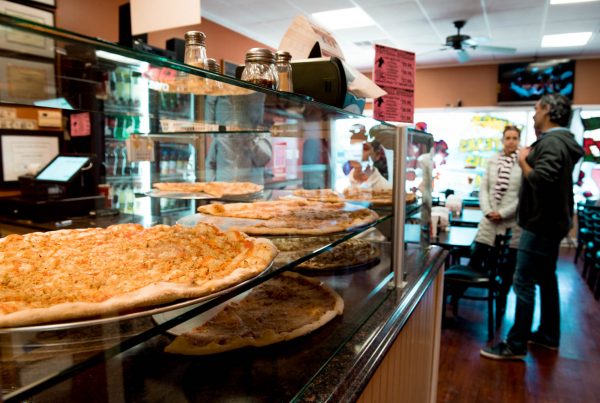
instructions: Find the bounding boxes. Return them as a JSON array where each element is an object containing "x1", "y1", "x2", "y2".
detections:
[{"x1": 437, "y1": 248, "x2": 600, "y2": 403}]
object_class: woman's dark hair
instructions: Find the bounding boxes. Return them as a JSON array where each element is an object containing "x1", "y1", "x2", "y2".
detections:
[
  {"x1": 503, "y1": 125, "x2": 522, "y2": 137},
  {"x1": 539, "y1": 94, "x2": 572, "y2": 127}
]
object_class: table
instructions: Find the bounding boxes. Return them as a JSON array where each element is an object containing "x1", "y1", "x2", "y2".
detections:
[
  {"x1": 451, "y1": 208, "x2": 484, "y2": 227},
  {"x1": 404, "y1": 223, "x2": 478, "y2": 266},
  {"x1": 405, "y1": 223, "x2": 477, "y2": 248},
  {"x1": 409, "y1": 208, "x2": 484, "y2": 228}
]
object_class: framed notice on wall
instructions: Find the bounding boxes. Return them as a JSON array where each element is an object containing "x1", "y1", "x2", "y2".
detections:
[
  {"x1": 0, "y1": 0, "x2": 55, "y2": 58},
  {"x1": 0, "y1": 56, "x2": 56, "y2": 104},
  {"x1": 0, "y1": 133, "x2": 60, "y2": 183}
]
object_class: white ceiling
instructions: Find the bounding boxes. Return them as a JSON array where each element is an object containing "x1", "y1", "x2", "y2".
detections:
[{"x1": 201, "y1": 0, "x2": 600, "y2": 70}]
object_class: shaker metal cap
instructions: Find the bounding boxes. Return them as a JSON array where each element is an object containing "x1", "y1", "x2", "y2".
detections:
[
  {"x1": 245, "y1": 48, "x2": 275, "y2": 63},
  {"x1": 184, "y1": 31, "x2": 206, "y2": 46},
  {"x1": 275, "y1": 51, "x2": 292, "y2": 62},
  {"x1": 207, "y1": 58, "x2": 220, "y2": 73}
]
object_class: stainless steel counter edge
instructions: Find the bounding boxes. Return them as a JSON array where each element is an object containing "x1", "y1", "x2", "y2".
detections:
[{"x1": 296, "y1": 246, "x2": 447, "y2": 402}]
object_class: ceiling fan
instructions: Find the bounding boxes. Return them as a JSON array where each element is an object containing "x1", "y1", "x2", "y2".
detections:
[{"x1": 434, "y1": 20, "x2": 517, "y2": 63}]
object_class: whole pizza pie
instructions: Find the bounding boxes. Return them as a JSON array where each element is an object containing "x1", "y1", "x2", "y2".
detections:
[
  {"x1": 0, "y1": 223, "x2": 277, "y2": 328},
  {"x1": 197, "y1": 200, "x2": 379, "y2": 236},
  {"x1": 164, "y1": 272, "x2": 344, "y2": 355},
  {"x1": 272, "y1": 237, "x2": 380, "y2": 271},
  {"x1": 153, "y1": 181, "x2": 263, "y2": 198},
  {"x1": 292, "y1": 189, "x2": 344, "y2": 203},
  {"x1": 343, "y1": 188, "x2": 393, "y2": 205}
]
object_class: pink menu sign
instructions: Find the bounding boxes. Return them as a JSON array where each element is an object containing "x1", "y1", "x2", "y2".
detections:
[{"x1": 373, "y1": 44, "x2": 415, "y2": 123}]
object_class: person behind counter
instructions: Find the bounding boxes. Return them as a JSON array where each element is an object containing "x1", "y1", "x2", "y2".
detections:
[
  {"x1": 342, "y1": 160, "x2": 391, "y2": 190},
  {"x1": 204, "y1": 92, "x2": 272, "y2": 184},
  {"x1": 362, "y1": 140, "x2": 389, "y2": 180}
]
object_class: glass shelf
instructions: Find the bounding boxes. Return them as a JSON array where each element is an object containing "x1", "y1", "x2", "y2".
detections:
[{"x1": 0, "y1": 12, "x2": 436, "y2": 403}]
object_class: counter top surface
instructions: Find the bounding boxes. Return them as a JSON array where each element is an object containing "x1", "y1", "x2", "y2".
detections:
[{"x1": 2, "y1": 244, "x2": 445, "y2": 402}]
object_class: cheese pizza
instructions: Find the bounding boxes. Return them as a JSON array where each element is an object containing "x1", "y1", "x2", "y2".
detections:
[
  {"x1": 153, "y1": 181, "x2": 263, "y2": 198},
  {"x1": 197, "y1": 200, "x2": 378, "y2": 236},
  {"x1": 0, "y1": 223, "x2": 277, "y2": 328},
  {"x1": 164, "y1": 272, "x2": 344, "y2": 355}
]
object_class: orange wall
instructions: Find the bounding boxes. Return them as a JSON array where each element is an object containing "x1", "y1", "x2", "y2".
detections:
[
  {"x1": 55, "y1": 0, "x2": 269, "y2": 66},
  {"x1": 147, "y1": 21, "x2": 272, "y2": 66},
  {"x1": 56, "y1": 1, "x2": 600, "y2": 106},
  {"x1": 56, "y1": 0, "x2": 126, "y2": 42},
  {"x1": 415, "y1": 59, "x2": 600, "y2": 107}
]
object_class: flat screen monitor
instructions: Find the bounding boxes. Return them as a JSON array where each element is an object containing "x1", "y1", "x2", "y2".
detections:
[
  {"x1": 35, "y1": 155, "x2": 91, "y2": 183},
  {"x1": 497, "y1": 59, "x2": 575, "y2": 104}
]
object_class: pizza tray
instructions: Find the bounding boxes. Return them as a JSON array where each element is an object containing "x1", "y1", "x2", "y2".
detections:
[
  {"x1": 0, "y1": 262, "x2": 274, "y2": 334},
  {"x1": 177, "y1": 213, "x2": 267, "y2": 231},
  {"x1": 146, "y1": 189, "x2": 264, "y2": 201},
  {"x1": 152, "y1": 291, "x2": 251, "y2": 336},
  {"x1": 177, "y1": 213, "x2": 373, "y2": 238},
  {"x1": 146, "y1": 189, "x2": 215, "y2": 200},
  {"x1": 290, "y1": 257, "x2": 380, "y2": 275}
]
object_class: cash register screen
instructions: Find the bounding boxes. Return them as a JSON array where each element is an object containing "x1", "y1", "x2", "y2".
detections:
[{"x1": 35, "y1": 156, "x2": 90, "y2": 183}]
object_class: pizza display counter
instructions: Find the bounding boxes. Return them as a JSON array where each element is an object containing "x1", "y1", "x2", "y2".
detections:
[{"x1": 0, "y1": 15, "x2": 442, "y2": 402}]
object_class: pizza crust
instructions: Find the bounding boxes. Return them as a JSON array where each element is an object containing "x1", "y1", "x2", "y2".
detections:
[
  {"x1": 153, "y1": 181, "x2": 263, "y2": 198},
  {"x1": 0, "y1": 224, "x2": 277, "y2": 328},
  {"x1": 164, "y1": 272, "x2": 344, "y2": 355},
  {"x1": 198, "y1": 200, "x2": 378, "y2": 236},
  {"x1": 292, "y1": 189, "x2": 344, "y2": 203}
]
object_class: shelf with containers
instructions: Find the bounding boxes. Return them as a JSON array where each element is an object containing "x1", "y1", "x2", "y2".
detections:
[{"x1": 0, "y1": 14, "x2": 444, "y2": 403}]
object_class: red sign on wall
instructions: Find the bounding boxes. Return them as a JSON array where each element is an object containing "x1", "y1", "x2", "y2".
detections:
[{"x1": 373, "y1": 44, "x2": 415, "y2": 123}]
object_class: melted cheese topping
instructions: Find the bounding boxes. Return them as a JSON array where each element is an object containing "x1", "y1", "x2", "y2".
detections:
[{"x1": 0, "y1": 223, "x2": 258, "y2": 313}]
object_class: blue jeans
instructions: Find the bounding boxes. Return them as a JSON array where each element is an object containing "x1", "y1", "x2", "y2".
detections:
[{"x1": 506, "y1": 229, "x2": 562, "y2": 352}]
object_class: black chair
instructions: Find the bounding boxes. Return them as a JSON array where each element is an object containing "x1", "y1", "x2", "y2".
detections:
[
  {"x1": 574, "y1": 202, "x2": 591, "y2": 264},
  {"x1": 593, "y1": 251, "x2": 600, "y2": 300},
  {"x1": 443, "y1": 230, "x2": 512, "y2": 340},
  {"x1": 583, "y1": 213, "x2": 600, "y2": 287}
]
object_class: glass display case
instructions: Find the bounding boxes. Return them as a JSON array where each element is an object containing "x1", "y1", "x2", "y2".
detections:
[{"x1": 0, "y1": 14, "x2": 442, "y2": 402}]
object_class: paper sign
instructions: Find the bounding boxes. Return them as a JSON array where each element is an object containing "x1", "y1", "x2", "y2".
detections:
[
  {"x1": 130, "y1": 0, "x2": 201, "y2": 35},
  {"x1": 38, "y1": 110, "x2": 62, "y2": 128},
  {"x1": 373, "y1": 86, "x2": 414, "y2": 123},
  {"x1": 279, "y1": 15, "x2": 344, "y2": 61},
  {"x1": 70, "y1": 112, "x2": 91, "y2": 137},
  {"x1": 279, "y1": 16, "x2": 386, "y2": 100},
  {"x1": 126, "y1": 135, "x2": 155, "y2": 162},
  {"x1": 373, "y1": 44, "x2": 415, "y2": 123},
  {"x1": 373, "y1": 45, "x2": 415, "y2": 90},
  {"x1": 272, "y1": 142, "x2": 287, "y2": 178}
]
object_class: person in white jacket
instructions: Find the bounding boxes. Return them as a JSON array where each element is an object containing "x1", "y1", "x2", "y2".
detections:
[{"x1": 471, "y1": 125, "x2": 523, "y2": 315}]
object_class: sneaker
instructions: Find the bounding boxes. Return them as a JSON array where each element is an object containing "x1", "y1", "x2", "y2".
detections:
[
  {"x1": 528, "y1": 332, "x2": 559, "y2": 351},
  {"x1": 480, "y1": 342, "x2": 526, "y2": 360}
]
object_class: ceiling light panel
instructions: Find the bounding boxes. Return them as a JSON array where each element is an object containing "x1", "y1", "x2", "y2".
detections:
[
  {"x1": 290, "y1": 0, "x2": 352, "y2": 14},
  {"x1": 311, "y1": 7, "x2": 376, "y2": 30},
  {"x1": 487, "y1": 0, "x2": 542, "y2": 12},
  {"x1": 541, "y1": 32, "x2": 592, "y2": 47},
  {"x1": 550, "y1": 0, "x2": 600, "y2": 5}
]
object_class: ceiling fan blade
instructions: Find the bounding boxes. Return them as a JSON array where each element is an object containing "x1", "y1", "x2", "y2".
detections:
[
  {"x1": 456, "y1": 49, "x2": 470, "y2": 63},
  {"x1": 476, "y1": 45, "x2": 516, "y2": 54},
  {"x1": 417, "y1": 47, "x2": 449, "y2": 56}
]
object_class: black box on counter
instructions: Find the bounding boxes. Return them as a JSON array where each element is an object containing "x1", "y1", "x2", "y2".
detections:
[{"x1": 0, "y1": 195, "x2": 104, "y2": 222}]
